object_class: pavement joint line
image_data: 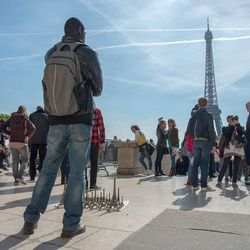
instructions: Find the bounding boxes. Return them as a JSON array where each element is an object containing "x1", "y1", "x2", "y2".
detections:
[
  {"x1": 188, "y1": 228, "x2": 249, "y2": 236},
  {"x1": 84, "y1": 224, "x2": 134, "y2": 233}
]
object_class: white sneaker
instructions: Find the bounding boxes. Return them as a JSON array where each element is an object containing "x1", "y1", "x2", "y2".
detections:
[
  {"x1": 201, "y1": 185, "x2": 215, "y2": 192},
  {"x1": 16, "y1": 178, "x2": 27, "y2": 185}
]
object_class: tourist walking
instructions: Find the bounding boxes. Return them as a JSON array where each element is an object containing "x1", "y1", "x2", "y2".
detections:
[
  {"x1": 245, "y1": 101, "x2": 250, "y2": 185},
  {"x1": 29, "y1": 106, "x2": 49, "y2": 181},
  {"x1": 1, "y1": 106, "x2": 36, "y2": 185},
  {"x1": 167, "y1": 119, "x2": 179, "y2": 176},
  {"x1": 22, "y1": 17, "x2": 103, "y2": 238},
  {"x1": 216, "y1": 116, "x2": 246, "y2": 188},
  {"x1": 131, "y1": 125, "x2": 152, "y2": 175},
  {"x1": 155, "y1": 118, "x2": 168, "y2": 176},
  {"x1": 188, "y1": 98, "x2": 216, "y2": 192},
  {"x1": 89, "y1": 107, "x2": 105, "y2": 190},
  {"x1": 182, "y1": 126, "x2": 194, "y2": 185}
]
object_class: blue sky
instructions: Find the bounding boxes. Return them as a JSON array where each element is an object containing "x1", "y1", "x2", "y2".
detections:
[{"x1": 0, "y1": 0, "x2": 250, "y2": 141}]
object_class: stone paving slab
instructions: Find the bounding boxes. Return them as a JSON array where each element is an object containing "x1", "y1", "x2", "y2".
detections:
[
  {"x1": 115, "y1": 209, "x2": 250, "y2": 250},
  {"x1": 1, "y1": 166, "x2": 250, "y2": 249}
]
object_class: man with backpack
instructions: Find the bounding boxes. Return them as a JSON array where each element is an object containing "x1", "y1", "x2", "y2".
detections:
[
  {"x1": 22, "y1": 17, "x2": 103, "y2": 238},
  {"x1": 188, "y1": 98, "x2": 216, "y2": 192}
]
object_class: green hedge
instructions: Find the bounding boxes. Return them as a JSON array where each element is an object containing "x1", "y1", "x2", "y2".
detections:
[{"x1": 0, "y1": 114, "x2": 10, "y2": 120}]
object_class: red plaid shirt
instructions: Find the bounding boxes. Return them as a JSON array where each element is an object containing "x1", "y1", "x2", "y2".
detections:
[{"x1": 91, "y1": 108, "x2": 105, "y2": 144}]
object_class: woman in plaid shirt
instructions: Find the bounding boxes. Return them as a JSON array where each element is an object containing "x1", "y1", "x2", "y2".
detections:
[{"x1": 89, "y1": 108, "x2": 105, "y2": 190}]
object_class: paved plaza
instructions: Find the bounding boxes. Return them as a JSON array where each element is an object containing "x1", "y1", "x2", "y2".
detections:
[{"x1": 1, "y1": 166, "x2": 250, "y2": 250}]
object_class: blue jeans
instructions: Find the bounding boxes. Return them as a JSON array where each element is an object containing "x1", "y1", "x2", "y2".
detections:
[
  {"x1": 24, "y1": 124, "x2": 92, "y2": 230},
  {"x1": 192, "y1": 140, "x2": 211, "y2": 188},
  {"x1": 10, "y1": 145, "x2": 29, "y2": 180},
  {"x1": 139, "y1": 145, "x2": 152, "y2": 170},
  {"x1": 155, "y1": 146, "x2": 164, "y2": 174},
  {"x1": 170, "y1": 149, "x2": 176, "y2": 173}
]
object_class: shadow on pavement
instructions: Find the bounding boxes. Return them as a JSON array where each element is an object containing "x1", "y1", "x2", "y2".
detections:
[
  {"x1": 219, "y1": 186, "x2": 248, "y2": 201},
  {"x1": 0, "y1": 230, "x2": 28, "y2": 249},
  {"x1": 33, "y1": 237, "x2": 71, "y2": 250},
  {"x1": 172, "y1": 191, "x2": 212, "y2": 210},
  {"x1": 0, "y1": 183, "x2": 62, "y2": 195},
  {"x1": 0, "y1": 194, "x2": 62, "y2": 211}
]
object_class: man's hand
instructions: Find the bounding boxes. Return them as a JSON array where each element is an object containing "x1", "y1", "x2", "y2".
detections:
[
  {"x1": 99, "y1": 143, "x2": 105, "y2": 152},
  {"x1": 211, "y1": 146, "x2": 216, "y2": 154}
]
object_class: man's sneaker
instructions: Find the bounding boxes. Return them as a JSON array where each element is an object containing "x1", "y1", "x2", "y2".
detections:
[
  {"x1": 89, "y1": 185, "x2": 102, "y2": 191},
  {"x1": 22, "y1": 222, "x2": 37, "y2": 235},
  {"x1": 16, "y1": 178, "x2": 27, "y2": 185},
  {"x1": 192, "y1": 186, "x2": 199, "y2": 191},
  {"x1": 61, "y1": 223, "x2": 86, "y2": 238},
  {"x1": 232, "y1": 183, "x2": 238, "y2": 188},
  {"x1": 216, "y1": 182, "x2": 222, "y2": 188},
  {"x1": 185, "y1": 180, "x2": 192, "y2": 186},
  {"x1": 155, "y1": 172, "x2": 162, "y2": 177},
  {"x1": 201, "y1": 186, "x2": 216, "y2": 192}
]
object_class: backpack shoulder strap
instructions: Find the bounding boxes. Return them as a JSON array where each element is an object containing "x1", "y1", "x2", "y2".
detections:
[{"x1": 55, "y1": 42, "x2": 85, "y2": 52}]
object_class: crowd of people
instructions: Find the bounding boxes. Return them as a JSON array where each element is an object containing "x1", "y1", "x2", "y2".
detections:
[
  {"x1": 131, "y1": 98, "x2": 250, "y2": 192},
  {"x1": 0, "y1": 16, "x2": 250, "y2": 240}
]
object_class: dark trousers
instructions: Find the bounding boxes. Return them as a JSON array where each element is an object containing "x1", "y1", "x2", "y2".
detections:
[
  {"x1": 90, "y1": 143, "x2": 99, "y2": 188},
  {"x1": 29, "y1": 144, "x2": 47, "y2": 180},
  {"x1": 246, "y1": 142, "x2": 250, "y2": 166},
  {"x1": 218, "y1": 156, "x2": 241, "y2": 183},
  {"x1": 155, "y1": 146, "x2": 164, "y2": 174},
  {"x1": 209, "y1": 153, "x2": 216, "y2": 176}
]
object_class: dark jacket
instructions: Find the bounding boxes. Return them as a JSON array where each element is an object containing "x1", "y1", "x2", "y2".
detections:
[
  {"x1": 29, "y1": 110, "x2": 49, "y2": 145},
  {"x1": 45, "y1": 35, "x2": 103, "y2": 125},
  {"x1": 246, "y1": 114, "x2": 250, "y2": 142},
  {"x1": 168, "y1": 127, "x2": 179, "y2": 148},
  {"x1": 188, "y1": 108, "x2": 216, "y2": 146},
  {"x1": 0, "y1": 132, "x2": 4, "y2": 146},
  {"x1": 222, "y1": 123, "x2": 245, "y2": 147},
  {"x1": 2, "y1": 112, "x2": 36, "y2": 143},
  {"x1": 156, "y1": 125, "x2": 168, "y2": 148}
]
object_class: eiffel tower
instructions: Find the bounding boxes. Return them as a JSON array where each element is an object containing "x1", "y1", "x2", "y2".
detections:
[{"x1": 204, "y1": 18, "x2": 223, "y2": 137}]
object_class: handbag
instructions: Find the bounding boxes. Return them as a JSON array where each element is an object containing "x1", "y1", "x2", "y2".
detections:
[
  {"x1": 0, "y1": 145, "x2": 7, "y2": 158},
  {"x1": 146, "y1": 143, "x2": 155, "y2": 155},
  {"x1": 163, "y1": 147, "x2": 169, "y2": 155},
  {"x1": 231, "y1": 128, "x2": 247, "y2": 148}
]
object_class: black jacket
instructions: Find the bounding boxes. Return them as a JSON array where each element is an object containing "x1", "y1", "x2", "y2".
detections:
[
  {"x1": 222, "y1": 123, "x2": 245, "y2": 147},
  {"x1": 45, "y1": 35, "x2": 103, "y2": 125},
  {"x1": 29, "y1": 110, "x2": 49, "y2": 145},
  {"x1": 188, "y1": 108, "x2": 216, "y2": 146},
  {"x1": 156, "y1": 125, "x2": 168, "y2": 148},
  {"x1": 246, "y1": 114, "x2": 250, "y2": 142}
]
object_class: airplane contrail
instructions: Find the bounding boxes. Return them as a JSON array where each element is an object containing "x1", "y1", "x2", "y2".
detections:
[
  {"x1": 95, "y1": 35, "x2": 250, "y2": 51},
  {"x1": 1, "y1": 35, "x2": 250, "y2": 62},
  {"x1": 0, "y1": 54, "x2": 42, "y2": 62},
  {"x1": 1, "y1": 28, "x2": 250, "y2": 36}
]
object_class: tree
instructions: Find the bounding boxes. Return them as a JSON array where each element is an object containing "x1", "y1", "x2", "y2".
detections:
[{"x1": 0, "y1": 114, "x2": 10, "y2": 120}]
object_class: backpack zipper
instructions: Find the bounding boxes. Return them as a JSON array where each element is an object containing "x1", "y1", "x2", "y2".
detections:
[{"x1": 52, "y1": 64, "x2": 58, "y2": 114}]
